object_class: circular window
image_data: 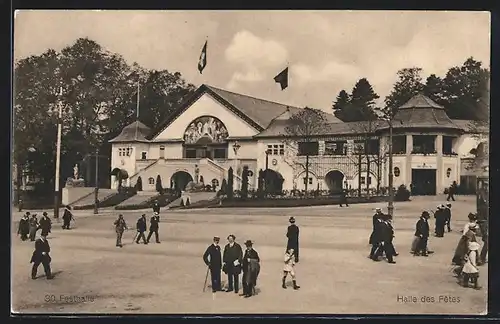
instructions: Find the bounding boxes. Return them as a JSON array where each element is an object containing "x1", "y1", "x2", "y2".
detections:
[{"x1": 394, "y1": 167, "x2": 400, "y2": 177}]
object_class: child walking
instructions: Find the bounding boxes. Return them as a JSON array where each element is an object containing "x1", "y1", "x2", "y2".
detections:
[
  {"x1": 282, "y1": 248, "x2": 300, "y2": 290},
  {"x1": 461, "y1": 241, "x2": 481, "y2": 289}
]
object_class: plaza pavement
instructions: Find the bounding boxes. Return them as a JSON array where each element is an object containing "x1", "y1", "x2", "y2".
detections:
[{"x1": 11, "y1": 195, "x2": 487, "y2": 315}]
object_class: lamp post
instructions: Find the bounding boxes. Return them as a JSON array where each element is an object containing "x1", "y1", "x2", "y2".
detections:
[
  {"x1": 387, "y1": 118, "x2": 394, "y2": 218},
  {"x1": 94, "y1": 148, "x2": 99, "y2": 214},
  {"x1": 265, "y1": 149, "x2": 270, "y2": 170},
  {"x1": 54, "y1": 86, "x2": 63, "y2": 220}
]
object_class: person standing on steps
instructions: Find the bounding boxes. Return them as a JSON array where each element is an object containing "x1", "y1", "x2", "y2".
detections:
[
  {"x1": 62, "y1": 206, "x2": 75, "y2": 229},
  {"x1": 114, "y1": 214, "x2": 128, "y2": 248},
  {"x1": 286, "y1": 217, "x2": 300, "y2": 263},
  {"x1": 222, "y1": 234, "x2": 243, "y2": 294},
  {"x1": 282, "y1": 248, "x2": 300, "y2": 290},
  {"x1": 18, "y1": 213, "x2": 30, "y2": 241},
  {"x1": 444, "y1": 203, "x2": 453, "y2": 232},
  {"x1": 203, "y1": 236, "x2": 222, "y2": 293},
  {"x1": 28, "y1": 213, "x2": 39, "y2": 242},
  {"x1": 30, "y1": 233, "x2": 53, "y2": 280},
  {"x1": 146, "y1": 212, "x2": 161, "y2": 244},
  {"x1": 135, "y1": 214, "x2": 148, "y2": 244}
]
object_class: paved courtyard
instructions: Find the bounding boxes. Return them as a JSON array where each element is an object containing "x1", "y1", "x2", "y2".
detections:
[{"x1": 11, "y1": 195, "x2": 487, "y2": 315}]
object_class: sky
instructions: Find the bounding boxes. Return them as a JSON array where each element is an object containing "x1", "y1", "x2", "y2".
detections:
[{"x1": 14, "y1": 10, "x2": 490, "y2": 112}]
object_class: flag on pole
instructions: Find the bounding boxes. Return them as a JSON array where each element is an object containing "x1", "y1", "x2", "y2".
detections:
[
  {"x1": 198, "y1": 41, "x2": 207, "y2": 74},
  {"x1": 274, "y1": 67, "x2": 288, "y2": 90}
]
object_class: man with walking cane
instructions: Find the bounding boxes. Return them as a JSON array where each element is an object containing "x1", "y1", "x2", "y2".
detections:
[
  {"x1": 202, "y1": 236, "x2": 222, "y2": 293},
  {"x1": 146, "y1": 212, "x2": 161, "y2": 244},
  {"x1": 114, "y1": 214, "x2": 128, "y2": 248},
  {"x1": 135, "y1": 214, "x2": 148, "y2": 244}
]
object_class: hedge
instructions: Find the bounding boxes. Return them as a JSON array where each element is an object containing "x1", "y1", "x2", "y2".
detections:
[
  {"x1": 73, "y1": 189, "x2": 137, "y2": 210},
  {"x1": 115, "y1": 192, "x2": 180, "y2": 210}
]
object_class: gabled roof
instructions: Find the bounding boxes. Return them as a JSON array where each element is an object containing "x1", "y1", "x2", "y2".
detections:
[
  {"x1": 109, "y1": 120, "x2": 151, "y2": 143},
  {"x1": 148, "y1": 84, "x2": 308, "y2": 140}
]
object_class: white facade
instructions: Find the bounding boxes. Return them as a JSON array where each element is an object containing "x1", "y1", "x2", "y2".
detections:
[{"x1": 109, "y1": 86, "x2": 481, "y2": 195}]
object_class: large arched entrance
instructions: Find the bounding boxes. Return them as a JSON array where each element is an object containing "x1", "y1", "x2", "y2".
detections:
[
  {"x1": 263, "y1": 169, "x2": 284, "y2": 194},
  {"x1": 170, "y1": 171, "x2": 194, "y2": 191},
  {"x1": 325, "y1": 170, "x2": 344, "y2": 193}
]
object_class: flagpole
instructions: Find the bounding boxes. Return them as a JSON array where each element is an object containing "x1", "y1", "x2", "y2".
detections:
[
  {"x1": 135, "y1": 78, "x2": 140, "y2": 140},
  {"x1": 53, "y1": 86, "x2": 63, "y2": 220}
]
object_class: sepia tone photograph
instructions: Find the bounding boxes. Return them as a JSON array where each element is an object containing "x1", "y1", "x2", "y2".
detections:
[{"x1": 12, "y1": 10, "x2": 489, "y2": 315}]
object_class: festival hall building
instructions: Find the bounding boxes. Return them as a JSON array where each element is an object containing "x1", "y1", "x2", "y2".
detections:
[{"x1": 109, "y1": 84, "x2": 486, "y2": 195}]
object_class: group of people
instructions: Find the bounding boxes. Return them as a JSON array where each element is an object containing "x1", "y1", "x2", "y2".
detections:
[
  {"x1": 201, "y1": 216, "x2": 302, "y2": 298},
  {"x1": 368, "y1": 201, "x2": 487, "y2": 290},
  {"x1": 113, "y1": 212, "x2": 161, "y2": 247},
  {"x1": 17, "y1": 207, "x2": 75, "y2": 280}
]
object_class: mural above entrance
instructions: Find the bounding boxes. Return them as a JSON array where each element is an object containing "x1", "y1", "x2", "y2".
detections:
[{"x1": 183, "y1": 116, "x2": 229, "y2": 144}]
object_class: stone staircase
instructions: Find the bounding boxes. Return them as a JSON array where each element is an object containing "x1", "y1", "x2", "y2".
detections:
[
  {"x1": 116, "y1": 191, "x2": 159, "y2": 208},
  {"x1": 71, "y1": 189, "x2": 116, "y2": 207}
]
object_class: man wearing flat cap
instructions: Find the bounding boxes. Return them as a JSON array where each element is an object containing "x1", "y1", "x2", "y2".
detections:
[
  {"x1": 286, "y1": 217, "x2": 300, "y2": 263},
  {"x1": 203, "y1": 236, "x2": 222, "y2": 293},
  {"x1": 223, "y1": 234, "x2": 243, "y2": 293},
  {"x1": 242, "y1": 240, "x2": 260, "y2": 298}
]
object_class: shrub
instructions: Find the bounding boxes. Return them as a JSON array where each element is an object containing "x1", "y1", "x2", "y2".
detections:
[
  {"x1": 156, "y1": 175, "x2": 163, "y2": 194},
  {"x1": 227, "y1": 167, "x2": 234, "y2": 200},
  {"x1": 241, "y1": 166, "x2": 249, "y2": 200},
  {"x1": 136, "y1": 176, "x2": 143, "y2": 191},
  {"x1": 395, "y1": 184, "x2": 411, "y2": 201}
]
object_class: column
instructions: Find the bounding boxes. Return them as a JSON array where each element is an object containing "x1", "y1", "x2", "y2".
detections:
[
  {"x1": 436, "y1": 135, "x2": 443, "y2": 194},
  {"x1": 405, "y1": 135, "x2": 413, "y2": 186}
]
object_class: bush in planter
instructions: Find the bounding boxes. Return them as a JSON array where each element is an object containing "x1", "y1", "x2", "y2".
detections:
[
  {"x1": 395, "y1": 184, "x2": 411, "y2": 201},
  {"x1": 135, "y1": 176, "x2": 143, "y2": 191},
  {"x1": 156, "y1": 175, "x2": 163, "y2": 194}
]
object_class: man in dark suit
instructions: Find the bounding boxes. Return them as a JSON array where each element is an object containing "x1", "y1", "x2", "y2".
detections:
[
  {"x1": 62, "y1": 206, "x2": 75, "y2": 230},
  {"x1": 369, "y1": 208, "x2": 384, "y2": 260},
  {"x1": 146, "y1": 212, "x2": 161, "y2": 244},
  {"x1": 415, "y1": 211, "x2": 431, "y2": 256},
  {"x1": 135, "y1": 214, "x2": 148, "y2": 244},
  {"x1": 374, "y1": 214, "x2": 396, "y2": 264},
  {"x1": 447, "y1": 181, "x2": 457, "y2": 201},
  {"x1": 339, "y1": 188, "x2": 349, "y2": 207},
  {"x1": 444, "y1": 203, "x2": 452, "y2": 232},
  {"x1": 39, "y1": 212, "x2": 52, "y2": 237},
  {"x1": 18, "y1": 213, "x2": 30, "y2": 241},
  {"x1": 203, "y1": 236, "x2": 222, "y2": 293},
  {"x1": 286, "y1": 217, "x2": 300, "y2": 262},
  {"x1": 242, "y1": 240, "x2": 260, "y2": 298},
  {"x1": 434, "y1": 205, "x2": 446, "y2": 237},
  {"x1": 28, "y1": 214, "x2": 39, "y2": 242},
  {"x1": 223, "y1": 234, "x2": 243, "y2": 293},
  {"x1": 30, "y1": 233, "x2": 53, "y2": 279}
]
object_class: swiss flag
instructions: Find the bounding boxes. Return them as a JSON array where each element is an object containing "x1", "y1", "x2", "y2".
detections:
[{"x1": 198, "y1": 41, "x2": 207, "y2": 74}]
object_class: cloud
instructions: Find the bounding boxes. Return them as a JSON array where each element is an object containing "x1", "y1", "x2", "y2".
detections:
[
  {"x1": 291, "y1": 61, "x2": 361, "y2": 85},
  {"x1": 225, "y1": 30, "x2": 288, "y2": 89}
]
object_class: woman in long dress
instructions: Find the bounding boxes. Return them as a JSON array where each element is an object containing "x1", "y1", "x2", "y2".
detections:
[{"x1": 452, "y1": 213, "x2": 478, "y2": 266}]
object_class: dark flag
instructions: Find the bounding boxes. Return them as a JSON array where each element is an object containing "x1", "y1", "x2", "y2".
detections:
[
  {"x1": 198, "y1": 41, "x2": 207, "y2": 74},
  {"x1": 274, "y1": 67, "x2": 288, "y2": 90}
]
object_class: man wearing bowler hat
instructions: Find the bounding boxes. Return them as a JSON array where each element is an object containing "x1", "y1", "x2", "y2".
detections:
[
  {"x1": 203, "y1": 236, "x2": 222, "y2": 293},
  {"x1": 286, "y1": 217, "x2": 300, "y2": 263},
  {"x1": 223, "y1": 234, "x2": 243, "y2": 293}
]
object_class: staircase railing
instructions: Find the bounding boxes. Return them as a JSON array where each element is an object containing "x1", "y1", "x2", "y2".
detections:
[{"x1": 204, "y1": 158, "x2": 253, "y2": 189}]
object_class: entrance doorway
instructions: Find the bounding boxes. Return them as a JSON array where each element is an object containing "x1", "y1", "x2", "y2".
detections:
[
  {"x1": 325, "y1": 170, "x2": 344, "y2": 193},
  {"x1": 170, "y1": 171, "x2": 194, "y2": 191},
  {"x1": 411, "y1": 169, "x2": 437, "y2": 195}
]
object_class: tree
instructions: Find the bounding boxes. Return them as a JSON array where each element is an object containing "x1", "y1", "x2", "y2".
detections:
[
  {"x1": 442, "y1": 57, "x2": 490, "y2": 120},
  {"x1": 384, "y1": 67, "x2": 425, "y2": 114},
  {"x1": 332, "y1": 90, "x2": 351, "y2": 121},
  {"x1": 156, "y1": 175, "x2": 163, "y2": 194},
  {"x1": 423, "y1": 74, "x2": 446, "y2": 105},
  {"x1": 285, "y1": 107, "x2": 328, "y2": 194},
  {"x1": 241, "y1": 165, "x2": 249, "y2": 200},
  {"x1": 257, "y1": 169, "x2": 264, "y2": 198},
  {"x1": 220, "y1": 178, "x2": 228, "y2": 196},
  {"x1": 349, "y1": 78, "x2": 379, "y2": 121},
  {"x1": 227, "y1": 167, "x2": 234, "y2": 200},
  {"x1": 136, "y1": 176, "x2": 143, "y2": 191}
]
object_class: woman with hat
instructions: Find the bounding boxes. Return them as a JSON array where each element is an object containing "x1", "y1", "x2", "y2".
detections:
[
  {"x1": 242, "y1": 240, "x2": 260, "y2": 298},
  {"x1": 434, "y1": 205, "x2": 446, "y2": 238},
  {"x1": 286, "y1": 217, "x2": 299, "y2": 263},
  {"x1": 460, "y1": 241, "x2": 481, "y2": 289},
  {"x1": 452, "y1": 213, "x2": 478, "y2": 266}
]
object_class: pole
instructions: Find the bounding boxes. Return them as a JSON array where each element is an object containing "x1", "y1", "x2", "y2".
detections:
[
  {"x1": 54, "y1": 86, "x2": 63, "y2": 220},
  {"x1": 135, "y1": 79, "x2": 140, "y2": 140},
  {"x1": 388, "y1": 118, "x2": 394, "y2": 218},
  {"x1": 94, "y1": 148, "x2": 99, "y2": 214}
]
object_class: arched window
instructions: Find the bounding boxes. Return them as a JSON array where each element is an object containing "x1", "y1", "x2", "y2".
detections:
[
  {"x1": 148, "y1": 177, "x2": 155, "y2": 185},
  {"x1": 394, "y1": 167, "x2": 400, "y2": 177}
]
